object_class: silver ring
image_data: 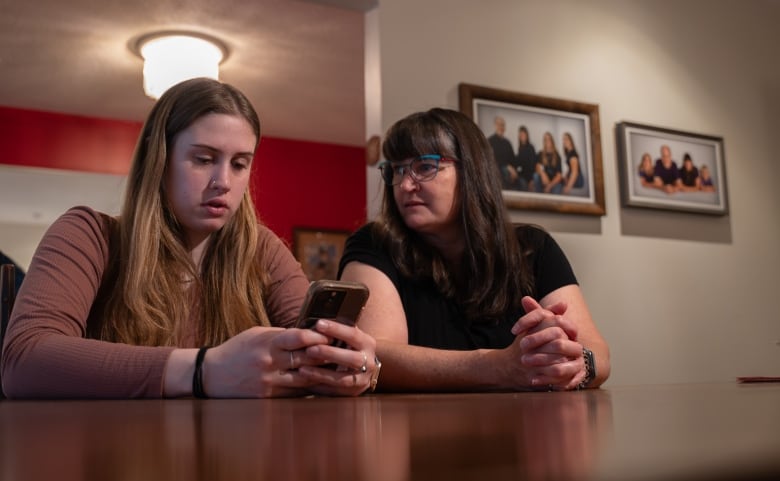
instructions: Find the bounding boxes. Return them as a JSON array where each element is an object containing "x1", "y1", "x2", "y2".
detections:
[
  {"x1": 289, "y1": 351, "x2": 295, "y2": 371},
  {"x1": 360, "y1": 351, "x2": 368, "y2": 373}
]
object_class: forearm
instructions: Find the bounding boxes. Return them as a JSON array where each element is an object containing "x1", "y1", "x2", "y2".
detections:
[
  {"x1": 374, "y1": 340, "x2": 508, "y2": 393},
  {"x1": 2, "y1": 333, "x2": 173, "y2": 399}
]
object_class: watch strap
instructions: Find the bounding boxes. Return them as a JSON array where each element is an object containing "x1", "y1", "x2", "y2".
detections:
[{"x1": 577, "y1": 347, "x2": 596, "y2": 390}]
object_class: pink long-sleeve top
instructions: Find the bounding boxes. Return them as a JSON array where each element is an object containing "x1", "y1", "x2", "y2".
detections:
[{"x1": 1, "y1": 206, "x2": 309, "y2": 399}]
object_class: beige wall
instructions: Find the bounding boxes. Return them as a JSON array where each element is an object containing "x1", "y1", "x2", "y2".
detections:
[
  {"x1": 373, "y1": 0, "x2": 780, "y2": 385},
  {"x1": 0, "y1": 166, "x2": 126, "y2": 269}
]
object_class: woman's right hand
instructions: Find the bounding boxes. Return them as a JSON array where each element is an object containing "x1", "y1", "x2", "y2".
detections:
[
  {"x1": 499, "y1": 297, "x2": 585, "y2": 391},
  {"x1": 198, "y1": 326, "x2": 333, "y2": 398}
]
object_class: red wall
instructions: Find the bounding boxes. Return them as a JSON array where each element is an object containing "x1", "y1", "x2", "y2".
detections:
[
  {"x1": 0, "y1": 106, "x2": 366, "y2": 243},
  {"x1": 253, "y1": 137, "x2": 367, "y2": 241},
  {"x1": 1, "y1": 107, "x2": 140, "y2": 174}
]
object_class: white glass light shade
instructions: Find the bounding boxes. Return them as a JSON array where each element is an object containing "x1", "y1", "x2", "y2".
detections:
[{"x1": 139, "y1": 35, "x2": 224, "y2": 99}]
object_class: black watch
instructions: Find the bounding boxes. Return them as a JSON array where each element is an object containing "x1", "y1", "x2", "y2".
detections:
[{"x1": 578, "y1": 347, "x2": 596, "y2": 390}]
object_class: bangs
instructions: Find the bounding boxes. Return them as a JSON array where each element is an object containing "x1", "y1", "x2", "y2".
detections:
[{"x1": 383, "y1": 112, "x2": 456, "y2": 162}]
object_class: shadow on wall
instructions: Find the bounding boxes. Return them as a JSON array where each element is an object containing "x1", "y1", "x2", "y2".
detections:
[{"x1": 620, "y1": 208, "x2": 732, "y2": 244}]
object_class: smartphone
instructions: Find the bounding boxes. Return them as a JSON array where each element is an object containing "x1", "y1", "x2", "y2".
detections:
[{"x1": 296, "y1": 280, "x2": 370, "y2": 332}]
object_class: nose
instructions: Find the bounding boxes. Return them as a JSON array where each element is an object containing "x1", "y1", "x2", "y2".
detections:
[
  {"x1": 209, "y1": 162, "x2": 231, "y2": 192},
  {"x1": 397, "y1": 169, "x2": 419, "y2": 191}
]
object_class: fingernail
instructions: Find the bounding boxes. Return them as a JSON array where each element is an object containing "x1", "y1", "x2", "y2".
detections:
[{"x1": 317, "y1": 319, "x2": 330, "y2": 329}]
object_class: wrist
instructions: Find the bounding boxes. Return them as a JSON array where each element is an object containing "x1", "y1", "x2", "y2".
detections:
[
  {"x1": 577, "y1": 347, "x2": 596, "y2": 390},
  {"x1": 367, "y1": 355, "x2": 382, "y2": 393},
  {"x1": 163, "y1": 348, "x2": 199, "y2": 398},
  {"x1": 192, "y1": 347, "x2": 210, "y2": 399},
  {"x1": 478, "y1": 348, "x2": 518, "y2": 391}
]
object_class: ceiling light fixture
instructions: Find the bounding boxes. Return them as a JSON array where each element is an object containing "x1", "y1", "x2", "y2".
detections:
[{"x1": 131, "y1": 31, "x2": 229, "y2": 100}]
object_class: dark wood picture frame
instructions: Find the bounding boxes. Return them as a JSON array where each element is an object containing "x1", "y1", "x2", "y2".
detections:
[
  {"x1": 616, "y1": 121, "x2": 728, "y2": 215},
  {"x1": 459, "y1": 83, "x2": 605, "y2": 216},
  {"x1": 292, "y1": 227, "x2": 350, "y2": 281}
]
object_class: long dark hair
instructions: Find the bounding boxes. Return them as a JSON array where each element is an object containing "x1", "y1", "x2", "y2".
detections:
[{"x1": 374, "y1": 108, "x2": 533, "y2": 322}]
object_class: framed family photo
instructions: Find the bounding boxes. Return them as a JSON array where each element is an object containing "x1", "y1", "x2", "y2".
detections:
[
  {"x1": 458, "y1": 83, "x2": 605, "y2": 216},
  {"x1": 616, "y1": 122, "x2": 728, "y2": 215},
  {"x1": 292, "y1": 227, "x2": 350, "y2": 281}
]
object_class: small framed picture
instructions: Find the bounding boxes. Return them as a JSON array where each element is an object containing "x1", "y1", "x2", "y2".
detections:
[
  {"x1": 292, "y1": 227, "x2": 350, "y2": 281},
  {"x1": 459, "y1": 83, "x2": 605, "y2": 216},
  {"x1": 616, "y1": 121, "x2": 728, "y2": 215}
]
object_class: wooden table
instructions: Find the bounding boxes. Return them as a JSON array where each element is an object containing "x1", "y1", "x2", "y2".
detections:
[{"x1": 1, "y1": 383, "x2": 778, "y2": 480}]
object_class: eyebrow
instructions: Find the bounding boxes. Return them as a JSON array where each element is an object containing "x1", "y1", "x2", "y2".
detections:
[{"x1": 190, "y1": 143, "x2": 255, "y2": 158}]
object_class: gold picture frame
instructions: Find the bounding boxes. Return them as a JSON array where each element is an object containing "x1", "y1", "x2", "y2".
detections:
[
  {"x1": 292, "y1": 227, "x2": 350, "y2": 281},
  {"x1": 459, "y1": 83, "x2": 606, "y2": 216}
]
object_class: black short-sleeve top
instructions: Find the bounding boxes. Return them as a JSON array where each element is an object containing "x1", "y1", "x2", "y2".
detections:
[{"x1": 338, "y1": 223, "x2": 578, "y2": 351}]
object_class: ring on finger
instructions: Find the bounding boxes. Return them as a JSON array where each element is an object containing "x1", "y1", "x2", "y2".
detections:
[{"x1": 360, "y1": 351, "x2": 368, "y2": 373}]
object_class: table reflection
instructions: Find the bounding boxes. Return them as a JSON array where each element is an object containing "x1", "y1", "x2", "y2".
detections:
[
  {"x1": 404, "y1": 391, "x2": 613, "y2": 481},
  {"x1": 0, "y1": 390, "x2": 613, "y2": 481}
]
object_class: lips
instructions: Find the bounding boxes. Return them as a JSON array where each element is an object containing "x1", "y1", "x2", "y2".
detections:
[
  {"x1": 204, "y1": 198, "x2": 228, "y2": 208},
  {"x1": 202, "y1": 198, "x2": 229, "y2": 216}
]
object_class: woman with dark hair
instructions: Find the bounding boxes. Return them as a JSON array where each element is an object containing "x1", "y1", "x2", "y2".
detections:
[
  {"x1": 516, "y1": 126, "x2": 537, "y2": 191},
  {"x1": 679, "y1": 153, "x2": 700, "y2": 192},
  {"x1": 534, "y1": 132, "x2": 563, "y2": 194},
  {"x1": 561, "y1": 132, "x2": 584, "y2": 194},
  {"x1": 339, "y1": 108, "x2": 609, "y2": 392},
  {"x1": 1, "y1": 78, "x2": 378, "y2": 399}
]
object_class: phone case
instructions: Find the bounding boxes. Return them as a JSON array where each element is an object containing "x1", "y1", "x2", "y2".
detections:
[{"x1": 296, "y1": 280, "x2": 369, "y2": 329}]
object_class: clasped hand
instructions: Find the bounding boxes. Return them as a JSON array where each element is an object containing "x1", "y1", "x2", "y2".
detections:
[
  {"x1": 508, "y1": 296, "x2": 586, "y2": 391},
  {"x1": 203, "y1": 320, "x2": 377, "y2": 398}
]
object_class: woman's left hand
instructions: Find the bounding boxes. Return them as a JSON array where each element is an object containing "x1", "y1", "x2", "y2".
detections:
[
  {"x1": 296, "y1": 319, "x2": 379, "y2": 396},
  {"x1": 512, "y1": 296, "x2": 587, "y2": 390}
]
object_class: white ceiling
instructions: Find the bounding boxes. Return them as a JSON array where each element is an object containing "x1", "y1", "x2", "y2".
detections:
[{"x1": 0, "y1": 0, "x2": 375, "y2": 146}]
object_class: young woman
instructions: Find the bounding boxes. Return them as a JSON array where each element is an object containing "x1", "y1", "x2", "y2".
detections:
[
  {"x1": 637, "y1": 152, "x2": 660, "y2": 189},
  {"x1": 561, "y1": 132, "x2": 584, "y2": 194},
  {"x1": 515, "y1": 126, "x2": 537, "y2": 192},
  {"x1": 534, "y1": 132, "x2": 563, "y2": 194},
  {"x1": 679, "y1": 153, "x2": 701, "y2": 192},
  {"x1": 1, "y1": 78, "x2": 378, "y2": 399},
  {"x1": 339, "y1": 108, "x2": 609, "y2": 392}
]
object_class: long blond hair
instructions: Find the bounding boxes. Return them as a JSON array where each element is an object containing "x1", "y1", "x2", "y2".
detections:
[{"x1": 91, "y1": 78, "x2": 271, "y2": 346}]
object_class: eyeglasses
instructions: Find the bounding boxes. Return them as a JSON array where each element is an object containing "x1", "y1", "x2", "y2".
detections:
[{"x1": 378, "y1": 154, "x2": 458, "y2": 186}]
